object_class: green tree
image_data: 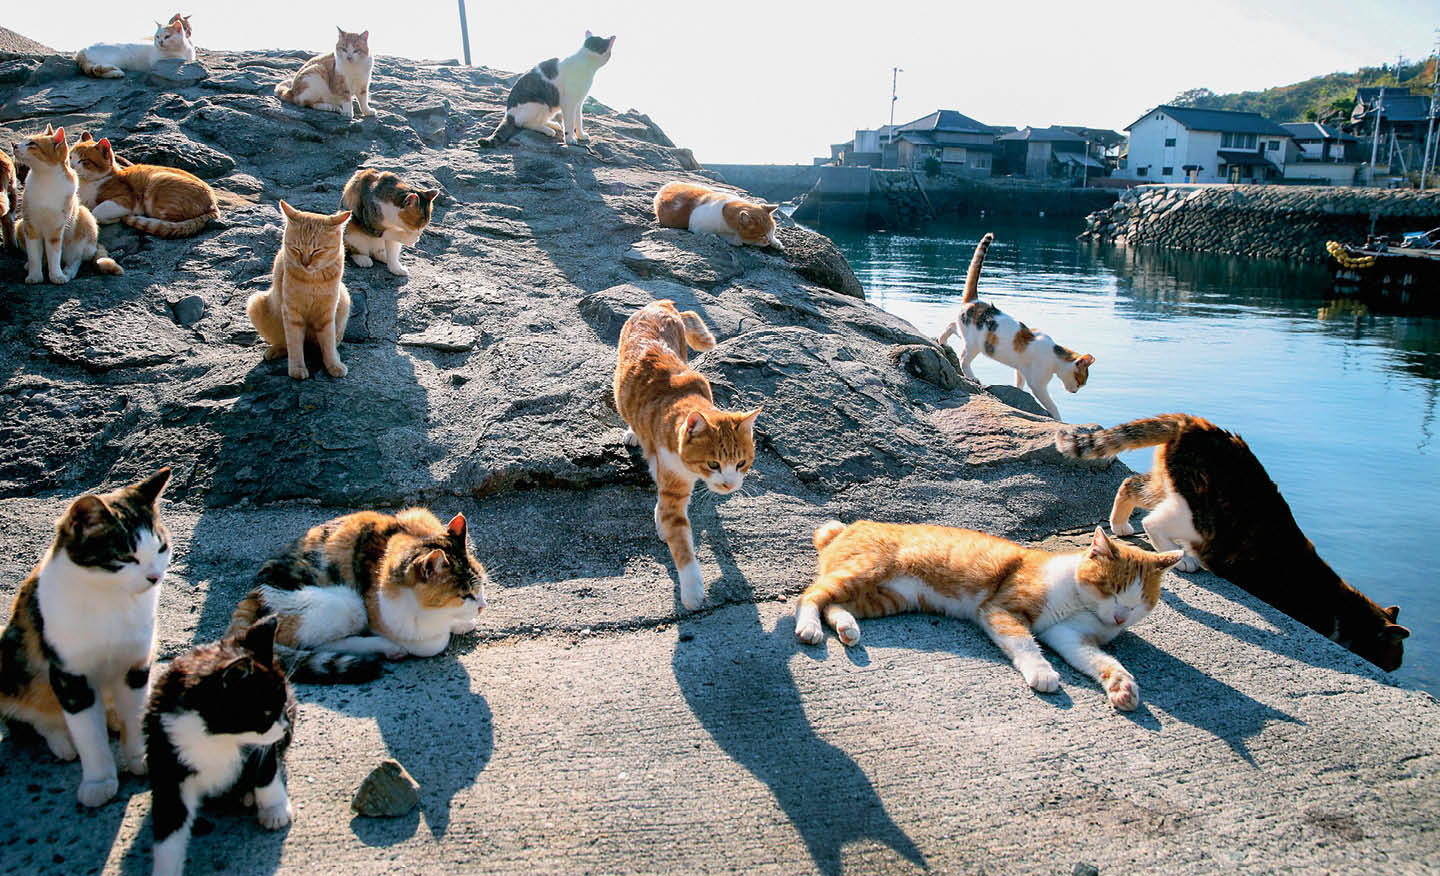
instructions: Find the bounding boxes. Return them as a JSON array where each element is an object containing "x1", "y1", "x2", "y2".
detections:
[{"x1": 1170, "y1": 87, "x2": 1218, "y2": 107}]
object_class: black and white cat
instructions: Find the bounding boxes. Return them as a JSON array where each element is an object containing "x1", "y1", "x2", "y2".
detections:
[
  {"x1": 478, "y1": 31, "x2": 616, "y2": 147},
  {"x1": 146, "y1": 616, "x2": 297, "y2": 876}
]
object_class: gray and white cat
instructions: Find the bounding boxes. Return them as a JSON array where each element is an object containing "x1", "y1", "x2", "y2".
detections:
[{"x1": 478, "y1": 32, "x2": 616, "y2": 147}]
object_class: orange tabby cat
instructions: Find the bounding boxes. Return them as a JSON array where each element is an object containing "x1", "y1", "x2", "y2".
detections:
[
  {"x1": 654, "y1": 181, "x2": 782, "y2": 249},
  {"x1": 69, "y1": 133, "x2": 217, "y2": 238},
  {"x1": 13, "y1": 126, "x2": 122, "y2": 284},
  {"x1": 274, "y1": 29, "x2": 373, "y2": 120},
  {"x1": 612, "y1": 301, "x2": 761, "y2": 610},
  {"x1": 246, "y1": 201, "x2": 351, "y2": 380},
  {"x1": 798, "y1": 520, "x2": 1182, "y2": 710}
]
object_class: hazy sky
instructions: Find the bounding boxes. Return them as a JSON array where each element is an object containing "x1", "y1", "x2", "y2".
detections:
[{"x1": 7, "y1": 1, "x2": 1437, "y2": 163}]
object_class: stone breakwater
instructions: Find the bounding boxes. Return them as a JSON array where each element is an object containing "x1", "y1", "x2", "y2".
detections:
[{"x1": 1079, "y1": 183, "x2": 1440, "y2": 263}]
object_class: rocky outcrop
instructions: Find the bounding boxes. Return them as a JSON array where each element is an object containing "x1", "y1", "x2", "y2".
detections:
[{"x1": 1080, "y1": 183, "x2": 1440, "y2": 262}]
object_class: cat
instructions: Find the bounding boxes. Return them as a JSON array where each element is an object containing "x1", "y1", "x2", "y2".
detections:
[
  {"x1": 274, "y1": 28, "x2": 374, "y2": 120},
  {"x1": 654, "y1": 182, "x2": 783, "y2": 250},
  {"x1": 146, "y1": 616, "x2": 297, "y2": 876},
  {"x1": 0, "y1": 146, "x2": 16, "y2": 249},
  {"x1": 13, "y1": 126, "x2": 123, "y2": 284},
  {"x1": 936, "y1": 233, "x2": 1094, "y2": 420},
  {"x1": 69, "y1": 132, "x2": 218, "y2": 238},
  {"x1": 478, "y1": 32, "x2": 616, "y2": 147},
  {"x1": 797, "y1": 519, "x2": 1182, "y2": 710},
  {"x1": 225, "y1": 508, "x2": 489, "y2": 680},
  {"x1": 0, "y1": 468, "x2": 172, "y2": 806},
  {"x1": 339, "y1": 169, "x2": 437, "y2": 278},
  {"x1": 75, "y1": 17, "x2": 195, "y2": 79},
  {"x1": 1055, "y1": 413, "x2": 1410, "y2": 671},
  {"x1": 245, "y1": 201, "x2": 352, "y2": 380},
  {"x1": 612, "y1": 300, "x2": 761, "y2": 610}
]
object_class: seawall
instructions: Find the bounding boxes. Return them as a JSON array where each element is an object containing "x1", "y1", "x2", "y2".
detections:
[
  {"x1": 708, "y1": 163, "x2": 823, "y2": 202},
  {"x1": 1080, "y1": 183, "x2": 1440, "y2": 263}
]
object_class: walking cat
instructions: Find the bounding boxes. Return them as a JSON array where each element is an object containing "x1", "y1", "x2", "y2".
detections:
[
  {"x1": 612, "y1": 301, "x2": 761, "y2": 610},
  {"x1": 274, "y1": 28, "x2": 374, "y2": 120},
  {"x1": 225, "y1": 508, "x2": 488, "y2": 681},
  {"x1": 13, "y1": 126, "x2": 123, "y2": 284},
  {"x1": 70, "y1": 133, "x2": 218, "y2": 238},
  {"x1": 798, "y1": 519, "x2": 1182, "y2": 710},
  {"x1": 478, "y1": 32, "x2": 615, "y2": 147},
  {"x1": 75, "y1": 16, "x2": 195, "y2": 79},
  {"x1": 246, "y1": 201, "x2": 351, "y2": 380},
  {"x1": 1056, "y1": 414, "x2": 1410, "y2": 670},
  {"x1": 339, "y1": 169, "x2": 437, "y2": 278},
  {"x1": 654, "y1": 182, "x2": 783, "y2": 250},
  {"x1": 146, "y1": 617, "x2": 297, "y2": 876},
  {"x1": 937, "y1": 233, "x2": 1094, "y2": 420},
  {"x1": 0, "y1": 146, "x2": 16, "y2": 249},
  {"x1": 0, "y1": 468, "x2": 172, "y2": 806}
]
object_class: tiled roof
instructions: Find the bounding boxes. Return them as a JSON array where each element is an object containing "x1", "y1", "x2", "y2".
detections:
[
  {"x1": 896, "y1": 109, "x2": 995, "y2": 135},
  {"x1": 1127, "y1": 105, "x2": 1292, "y2": 136},
  {"x1": 1280, "y1": 122, "x2": 1356, "y2": 142},
  {"x1": 996, "y1": 125, "x2": 1087, "y2": 143}
]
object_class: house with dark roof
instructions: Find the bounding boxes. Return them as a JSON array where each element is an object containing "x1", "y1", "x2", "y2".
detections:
[
  {"x1": 889, "y1": 110, "x2": 1001, "y2": 178},
  {"x1": 1350, "y1": 87, "x2": 1434, "y2": 175},
  {"x1": 1281, "y1": 123, "x2": 1360, "y2": 163},
  {"x1": 995, "y1": 126, "x2": 1105, "y2": 180},
  {"x1": 1119, "y1": 105, "x2": 1295, "y2": 184}
]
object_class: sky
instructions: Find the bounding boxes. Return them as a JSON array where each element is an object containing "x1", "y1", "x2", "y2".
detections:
[{"x1": 6, "y1": 0, "x2": 1438, "y2": 164}]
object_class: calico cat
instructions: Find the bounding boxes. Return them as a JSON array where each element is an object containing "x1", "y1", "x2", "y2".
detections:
[
  {"x1": 69, "y1": 133, "x2": 218, "y2": 239},
  {"x1": 936, "y1": 233, "x2": 1094, "y2": 420},
  {"x1": 654, "y1": 182, "x2": 783, "y2": 250},
  {"x1": 75, "y1": 17, "x2": 194, "y2": 79},
  {"x1": 1056, "y1": 414, "x2": 1410, "y2": 670},
  {"x1": 0, "y1": 468, "x2": 172, "y2": 806},
  {"x1": 612, "y1": 301, "x2": 761, "y2": 610},
  {"x1": 339, "y1": 169, "x2": 437, "y2": 278},
  {"x1": 246, "y1": 201, "x2": 352, "y2": 380},
  {"x1": 13, "y1": 126, "x2": 123, "y2": 284},
  {"x1": 0, "y1": 146, "x2": 16, "y2": 249},
  {"x1": 274, "y1": 29, "x2": 374, "y2": 120},
  {"x1": 146, "y1": 617, "x2": 297, "y2": 876},
  {"x1": 225, "y1": 508, "x2": 488, "y2": 680},
  {"x1": 798, "y1": 520, "x2": 1182, "y2": 710},
  {"x1": 478, "y1": 32, "x2": 616, "y2": 147}
]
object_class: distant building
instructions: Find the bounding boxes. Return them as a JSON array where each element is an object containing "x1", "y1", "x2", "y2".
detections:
[
  {"x1": 889, "y1": 110, "x2": 1000, "y2": 178},
  {"x1": 1118, "y1": 105, "x2": 1295, "y2": 184},
  {"x1": 995, "y1": 126, "x2": 1105, "y2": 181},
  {"x1": 1282, "y1": 122, "x2": 1360, "y2": 163},
  {"x1": 1350, "y1": 87, "x2": 1434, "y2": 175}
]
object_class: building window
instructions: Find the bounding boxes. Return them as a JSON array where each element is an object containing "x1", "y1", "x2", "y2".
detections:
[
  {"x1": 1221, "y1": 133, "x2": 1232, "y2": 147},
  {"x1": 1136, "y1": 167, "x2": 1148, "y2": 177},
  {"x1": 1268, "y1": 140, "x2": 1280, "y2": 151},
  {"x1": 1164, "y1": 138, "x2": 1176, "y2": 147},
  {"x1": 1162, "y1": 167, "x2": 1173, "y2": 176}
]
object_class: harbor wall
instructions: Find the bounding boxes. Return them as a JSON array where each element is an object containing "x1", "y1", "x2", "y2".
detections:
[{"x1": 707, "y1": 164, "x2": 824, "y2": 202}]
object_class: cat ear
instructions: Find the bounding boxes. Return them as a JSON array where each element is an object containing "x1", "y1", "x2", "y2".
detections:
[
  {"x1": 738, "y1": 212, "x2": 756, "y2": 228},
  {"x1": 132, "y1": 467, "x2": 172, "y2": 506},
  {"x1": 1088, "y1": 526, "x2": 1115, "y2": 558},
  {"x1": 240, "y1": 616, "x2": 278, "y2": 666},
  {"x1": 1155, "y1": 549, "x2": 1185, "y2": 569},
  {"x1": 763, "y1": 204, "x2": 780, "y2": 213},
  {"x1": 97, "y1": 139, "x2": 112, "y2": 157},
  {"x1": 1387, "y1": 623, "x2": 1411, "y2": 641},
  {"x1": 52, "y1": 127, "x2": 65, "y2": 145},
  {"x1": 422, "y1": 189, "x2": 439, "y2": 203},
  {"x1": 337, "y1": 26, "x2": 344, "y2": 37},
  {"x1": 44, "y1": 123, "x2": 54, "y2": 135},
  {"x1": 446, "y1": 513, "x2": 467, "y2": 541},
  {"x1": 684, "y1": 410, "x2": 709, "y2": 438},
  {"x1": 403, "y1": 193, "x2": 418, "y2": 208},
  {"x1": 79, "y1": 131, "x2": 93, "y2": 142},
  {"x1": 1384, "y1": 605, "x2": 1400, "y2": 622},
  {"x1": 63, "y1": 495, "x2": 113, "y2": 539},
  {"x1": 360, "y1": 31, "x2": 369, "y2": 41},
  {"x1": 586, "y1": 29, "x2": 593, "y2": 38},
  {"x1": 328, "y1": 210, "x2": 352, "y2": 227},
  {"x1": 417, "y1": 548, "x2": 449, "y2": 580},
  {"x1": 739, "y1": 407, "x2": 762, "y2": 432},
  {"x1": 279, "y1": 199, "x2": 300, "y2": 220},
  {"x1": 1077, "y1": 354, "x2": 1096, "y2": 367}
]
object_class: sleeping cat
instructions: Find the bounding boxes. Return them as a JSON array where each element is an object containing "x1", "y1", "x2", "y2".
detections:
[
  {"x1": 274, "y1": 28, "x2": 374, "y2": 120},
  {"x1": 339, "y1": 169, "x2": 437, "y2": 278},
  {"x1": 612, "y1": 300, "x2": 761, "y2": 610},
  {"x1": 0, "y1": 468, "x2": 172, "y2": 806},
  {"x1": 936, "y1": 233, "x2": 1094, "y2": 420},
  {"x1": 146, "y1": 617, "x2": 297, "y2": 876},
  {"x1": 13, "y1": 126, "x2": 123, "y2": 284},
  {"x1": 478, "y1": 32, "x2": 616, "y2": 147},
  {"x1": 75, "y1": 17, "x2": 194, "y2": 79},
  {"x1": 70, "y1": 133, "x2": 218, "y2": 238},
  {"x1": 0, "y1": 146, "x2": 16, "y2": 249},
  {"x1": 225, "y1": 508, "x2": 488, "y2": 681},
  {"x1": 654, "y1": 182, "x2": 783, "y2": 250},
  {"x1": 1056, "y1": 413, "x2": 1410, "y2": 670},
  {"x1": 797, "y1": 519, "x2": 1182, "y2": 710},
  {"x1": 246, "y1": 201, "x2": 352, "y2": 380}
]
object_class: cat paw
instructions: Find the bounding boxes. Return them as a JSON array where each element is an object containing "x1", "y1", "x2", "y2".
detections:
[
  {"x1": 44, "y1": 733, "x2": 77, "y2": 761},
  {"x1": 263, "y1": 346, "x2": 287, "y2": 361},
  {"x1": 565, "y1": 136, "x2": 580, "y2": 146},
  {"x1": 385, "y1": 263, "x2": 410, "y2": 278},
  {"x1": 678, "y1": 563, "x2": 704, "y2": 611},
  {"x1": 123, "y1": 748, "x2": 148, "y2": 776},
  {"x1": 24, "y1": 271, "x2": 43, "y2": 284},
  {"x1": 257, "y1": 800, "x2": 294, "y2": 830},
  {"x1": 1175, "y1": 555, "x2": 1200, "y2": 573},
  {"x1": 288, "y1": 364, "x2": 310, "y2": 380},
  {"x1": 48, "y1": 272, "x2": 68, "y2": 285},
  {"x1": 835, "y1": 619, "x2": 861, "y2": 646},
  {"x1": 351, "y1": 253, "x2": 374, "y2": 267},
  {"x1": 623, "y1": 429, "x2": 638, "y2": 447},
  {"x1": 77, "y1": 775, "x2": 119, "y2": 808},
  {"x1": 576, "y1": 132, "x2": 591, "y2": 143},
  {"x1": 325, "y1": 361, "x2": 348, "y2": 378},
  {"x1": 450, "y1": 617, "x2": 478, "y2": 635},
  {"x1": 794, "y1": 615, "x2": 824, "y2": 645},
  {"x1": 1106, "y1": 674, "x2": 1140, "y2": 711},
  {"x1": 1111, "y1": 521, "x2": 1136, "y2": 537},
  {"x1": 1022, "y1": 663, "x2": 1061, "y2": 693}
]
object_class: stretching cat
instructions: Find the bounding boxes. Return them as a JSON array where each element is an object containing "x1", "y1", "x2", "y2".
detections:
[
  {"x1": 0, "y1": 147, "x2": 16, "y2": 249},
  {"x1": 274, "y1": 28, "x2": 374, "y2": 120},
  {"x1": 798, "y1": 519, "x2": 1182, "y2": 710},
  {"x1": 13, "y1": 126, "x2": 123, "y2": 284},
  {"x1": 654, "y1": 182, "x2": 783, "y2": 250},
  {"x1": 937, "y1": 233, "x2": 1094, "y2": 420},
  {"x1": 70, "y1": 133, "x2": 218, "y2": 238},
  {"x1": 339, "y1": 168, "x2": 437, "y2": 278},
  {"x1": 147, "y1": 617, "x2": 297, "y2": 876},
  {"x1": 75, "y1": 16, "x2": 194, "y2": 79},
  {"x1": 1056, "y1": 414, "x2": 1410, "y2": 670},
  {"x1": 0, "y1": 468, "x2": 172, "y2": 806},
  {"x1": 246, "y1": 201, "x2": 351, "y2": 380},
  {"x1": 612, "y1": 300, "x2": 761, "y2": 610},
  {"x1": 225, "y1": 508, "x2": 488, "y2": 680},
  {"x1": 478, "y1": 32, "x2": 615, "y2": 147}
]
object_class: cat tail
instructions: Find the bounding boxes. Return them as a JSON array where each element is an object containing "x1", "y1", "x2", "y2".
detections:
[
  {"x1": 1055, "y1": 413, "x2": 1196, "y2": 459},
  {"x1": 124, "y1": 209, "x2": 216, "y2": 239},
  {"x1": 812, "y1": 519, "x2": 847, "y2": 552},
  {"x1": 961, "y1": 232, "x2": 995, "y2": 303},
  {"x1": 478, "y1": 114, "x2": 521, "y2": 148},
  {"x1": 274, "y1": 645, "x2": 384, "y2": 685},
  {"x1": 678, "y1": 310, "x2": 716, "y2": 352},
  {"x1": 93, "y1": 242, "x2": 123, "y2": 275}
]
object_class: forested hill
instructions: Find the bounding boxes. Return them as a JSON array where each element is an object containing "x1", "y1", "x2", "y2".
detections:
[{"x1": 1171, "y1": 57, "x2": 1435, "y2": 124}]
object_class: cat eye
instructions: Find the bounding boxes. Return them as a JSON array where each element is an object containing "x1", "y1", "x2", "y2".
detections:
[
  {"x1": 738, "y1": 460, "x2": 749, "y2": 470},
  {"x1": 707, "y1": 461, "x2": 720, "y2": 471}
]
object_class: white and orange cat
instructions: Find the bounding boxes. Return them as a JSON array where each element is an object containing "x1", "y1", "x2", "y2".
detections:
[
  {"x1": 75, "y1": 15, "x2": 194, "y2": 79},
  {"x1": 274, "y1": 29, "x2": 374, "y2": 120},
  {"x1": 937, "y1": 233, "x2": 1094, "y2": 420},
  {"x1": 69, "y1": 133, "x2": 218, "y2": 238},
  {"x1": 13, "y1": 126, "x2": 123, "y2": 284},
  {"x1": 612, "y1": 301, "x2": 761, "y2": 610},
  {"x1": 246, "y1": 201, "x2": 352, "y2": 380},
  {"x1": 797, "y1": 520, "x2": 1182, "y2": 710},
  {"x1": 654, "y1": 182, "x2": 783, "y2": 250}
]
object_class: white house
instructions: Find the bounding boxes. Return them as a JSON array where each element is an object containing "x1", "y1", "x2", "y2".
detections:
[{"x1": 1118, "y1": 105, "x2": 1295, "y2": 184}]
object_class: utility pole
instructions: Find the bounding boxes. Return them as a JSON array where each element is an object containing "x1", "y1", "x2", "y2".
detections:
[
  {"x1": 457, "y1": 0, "x2": 472, "y2": 66},
  {"x1": 889, "y1": 67, "x2": 902, "y2": 144},
  {"x1": 1082, "y1": 139, "x2": 1090, "y2": 187},
  {"x1": 1422, "y1": 33, "x2": 1439, "y2": 191},
  {"x1": 1369, "y1": 86, "x2": 1385, "y2": 186}
]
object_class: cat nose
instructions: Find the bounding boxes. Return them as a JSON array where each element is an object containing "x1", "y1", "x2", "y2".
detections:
[
  {"x1": 146, "y1": 573, "x2": 161, "y2": 584},
  {"x1": 1113, "y1": 610, "x2": 1129, "y2": 625}
]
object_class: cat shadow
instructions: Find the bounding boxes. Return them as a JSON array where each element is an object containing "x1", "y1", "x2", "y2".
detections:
[
  {"x1": 675, "y1": 519, "x2": 927, "y2": 876},
  {"x1": 114, "y1": 792, "x2": 289, "y2": 876}
]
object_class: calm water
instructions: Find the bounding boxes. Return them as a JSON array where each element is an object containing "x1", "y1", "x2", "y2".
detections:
[{"x1": 820, "y1": 221, "x2": 1440, "y2": 694}]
